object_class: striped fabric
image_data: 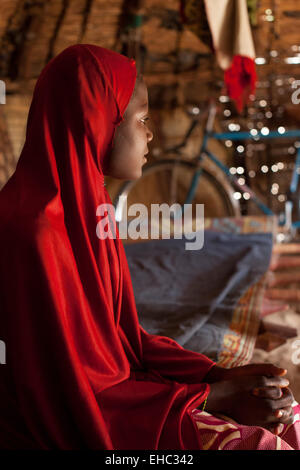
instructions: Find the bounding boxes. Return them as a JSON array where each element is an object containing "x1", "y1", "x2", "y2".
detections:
[
  {"x1": 191, "y1": 402, "x2": 300, "y2": 450},
  {"x1": 204, "y1": 216, "x2": 277, "y2": 368}
]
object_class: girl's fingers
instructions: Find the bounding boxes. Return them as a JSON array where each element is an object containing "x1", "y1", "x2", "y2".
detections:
[
  {"x1": 253, "y1": 376, "x2": 289, "y2": 389},
  {"x1": 269, "y1": 408, "x2": 294, "y2": 436},
  {"x1": 241, "y1": 363, "x2": 287, "y2": 378},
  {"x1": 253, "y1": 386, "x2": 283, "y2": 399},
  {"x1": 262, "y1": 405, "x2": 293, "y2": 429},
  {"x1": 274, "y1": 406, "x2": 294, "y2": 423},
  {"x1": 269, "y1": 391, "x2": 294, "y2": 412},
  {"x1": 274, "y1": 423, "x2": 284, "y2": 435},
  {"x1": 252, "y1": 388, "x2": 294, "y2": 425},
  {"x1": 265, "y1": 423, "x2": 284, "y2": 435}
]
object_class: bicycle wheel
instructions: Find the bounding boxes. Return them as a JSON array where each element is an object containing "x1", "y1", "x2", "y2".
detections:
[{"x1": 114, "y1": 159, "x2": 240, "y2": 223}]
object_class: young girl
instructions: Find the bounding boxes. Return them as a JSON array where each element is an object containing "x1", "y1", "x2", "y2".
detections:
[{"x1": 0, "y1": 44, "x2": 299, "y2": 450}]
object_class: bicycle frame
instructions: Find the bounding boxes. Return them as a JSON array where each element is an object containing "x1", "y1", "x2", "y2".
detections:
[{"x1": 182, "y1": 105, "x2": 300, "y2": 231}]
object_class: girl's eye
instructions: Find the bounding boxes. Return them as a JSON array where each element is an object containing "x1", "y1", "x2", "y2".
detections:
[{"x1": 141, "y1": 117, "x2": 150, "y2": 125}]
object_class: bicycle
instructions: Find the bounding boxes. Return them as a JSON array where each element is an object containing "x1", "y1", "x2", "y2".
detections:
[{"x1": 113, "y1": 100, "x2": 300, "y2": 241}]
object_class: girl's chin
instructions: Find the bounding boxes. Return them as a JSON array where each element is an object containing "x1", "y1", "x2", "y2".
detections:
[
  {"x1": 121, "y1": 169, "x2": 143, "y2": 181},
  {"x1": 105, "y1": 166, "x2": 143, "y2": 180}
]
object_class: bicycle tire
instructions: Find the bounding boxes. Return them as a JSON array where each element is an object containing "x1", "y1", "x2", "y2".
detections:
[{"x1": 113, "y1": 159, "x2": 240, "y2": 223}]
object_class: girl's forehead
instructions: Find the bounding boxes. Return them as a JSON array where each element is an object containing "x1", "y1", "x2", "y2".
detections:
[
  {"x1": 126, "y1": 79, "x2": 148, "y2": 114},
  {"x1": 133, "y1": 78, "x2": 148, "y2": 103}
]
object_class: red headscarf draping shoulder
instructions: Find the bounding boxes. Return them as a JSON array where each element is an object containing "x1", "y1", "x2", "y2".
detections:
[{"x1": 0, "y1": 44, "x2": 214, "y2": 449}]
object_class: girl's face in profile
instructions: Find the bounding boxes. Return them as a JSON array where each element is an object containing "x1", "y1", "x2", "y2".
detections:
[{"x1": 106, "y1": 76, "x2": 153, "y2": 180}]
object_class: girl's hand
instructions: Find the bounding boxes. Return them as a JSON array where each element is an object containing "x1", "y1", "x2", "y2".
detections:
[
  {"x1": 252, "y1": 386, "x2": 294, "y2": 434},
  {"x1": 204, "y1": 363, "x2": 287, "y2": 383},
  {"x1": 204, "y1": 374, "x2": 293, "y2": 432},
  {"x1": 204, "y1": 363, "x2": 293, "y2": 433}
]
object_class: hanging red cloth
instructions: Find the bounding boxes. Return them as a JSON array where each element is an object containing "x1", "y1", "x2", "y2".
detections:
[
  {"x1": 224, "y1": 55, "x2": 257, "y2": 113},
  {"x1": 0, "y1": 44, "x2": 215, "y2": 449},
  {"x1": 180, "y1": 0, "x2": 257, "y2": 112},
  {"x1": 204, "y1": 0, "x2": 257, "y2": 112}
]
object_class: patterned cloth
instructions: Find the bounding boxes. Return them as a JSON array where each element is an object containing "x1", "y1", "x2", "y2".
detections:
[
  {"x1": 217, "y1": 280, "x2": 267, "y2": 368},
  {"x1": 191, "y1": 402, "x2": 300, "y2": 450},
  {"x1": 126, "y1": 229, "x2": 273, "y2": 362},
  {"x1": 205, "y1": 216, "x2": 278, "y2": 368}
]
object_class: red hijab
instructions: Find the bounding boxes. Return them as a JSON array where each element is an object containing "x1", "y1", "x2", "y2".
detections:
[{"x1": 0, "y1": 44, "x2": 214, "y2": 449}]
